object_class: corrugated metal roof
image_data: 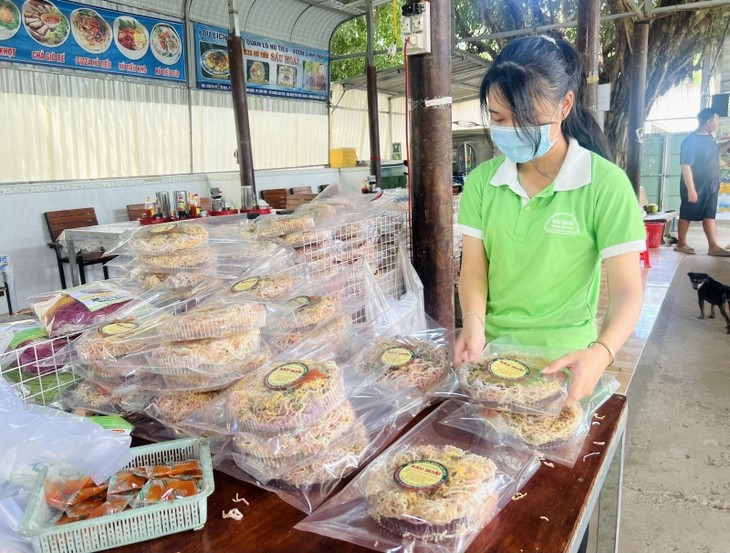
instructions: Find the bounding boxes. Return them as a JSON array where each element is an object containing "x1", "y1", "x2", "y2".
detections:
[{"x1": 336, "y1": 50, "x2": 490, "y2": 102}]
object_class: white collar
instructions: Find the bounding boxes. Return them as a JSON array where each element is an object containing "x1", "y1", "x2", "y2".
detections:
[{"x1": 489, "y1": 138, "x2": 593, "y2": 196}]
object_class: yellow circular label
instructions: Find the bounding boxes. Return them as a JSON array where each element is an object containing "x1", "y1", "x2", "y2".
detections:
[
  {"x1": 98, "y1": 322, "x2": 139, "y2": 337},
  {"x1": 264, "y1": 362, "x2": 309, "y2": 389},
  {"x1": 394, "y1": 460, "x2": 448, "y2": 490},
  {"x1": 232, "y1": 277, "x2": 260, "y2": 293},
  {"x1": 487, "y1": 357, "x2": 530, "y2": 380},
  {"x1": 381, "y1": 346, "x2": 414, "y2": 367},
  {"x1": 288, "y1": 296, "x2": 312, "y2": 309},
  {"x1": 149, "y1": 223, "x2": 177, "y2": 234}
]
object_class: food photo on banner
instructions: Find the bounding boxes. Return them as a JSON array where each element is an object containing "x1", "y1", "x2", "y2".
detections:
[
  {"x1": 0, "y1": 0, "x2": 186, "y2": 83},
  {"x1": 193, "y1": 22, "x2": 328, "y2": 102}
]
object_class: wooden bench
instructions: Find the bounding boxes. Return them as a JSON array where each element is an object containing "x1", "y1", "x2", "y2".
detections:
[
  {"x1": 286, "y1": 193, "x2": 317, "y2": 209},
  {"x1": 262, "y1": 189, "x2": 288, "y2": 209}
]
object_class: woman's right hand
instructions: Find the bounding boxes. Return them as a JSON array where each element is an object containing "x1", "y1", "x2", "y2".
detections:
[{"x1": 453, "y1": 320, "x2": 486, "y2": 367}]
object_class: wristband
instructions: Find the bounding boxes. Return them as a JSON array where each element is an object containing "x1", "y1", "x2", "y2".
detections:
[
  {"x1": 588, "y1": 340, "x2": 615, "y2": 366},
  {"x1": 462, "y1": 312, "x2": 485, "y2": 328}
]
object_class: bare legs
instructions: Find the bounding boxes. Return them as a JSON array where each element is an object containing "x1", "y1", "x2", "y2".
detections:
[{"x1": 678, "y1": 217, "x2": 729, "y2": 254}]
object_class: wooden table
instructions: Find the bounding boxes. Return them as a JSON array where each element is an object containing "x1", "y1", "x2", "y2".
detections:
[{"x1": 106, "y1": 395, "x2": 627, "y2": 553}]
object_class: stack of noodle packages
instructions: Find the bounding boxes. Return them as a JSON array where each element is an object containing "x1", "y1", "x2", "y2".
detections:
[
  {"x1": 125, "y1": 295, "x2": 273, "y2": 393},
  {"x1": 441, "y1": 373, "x2": 620, "y2": 467},
  {"x1": 296, "y1": 400, "x2": 540, "y2": 552},
  {"x1": 184, "y1": 337, "x2": 423, "y2": 513}
]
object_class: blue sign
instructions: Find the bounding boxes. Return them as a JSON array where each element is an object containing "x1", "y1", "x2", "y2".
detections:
[
  {"x1": 194, "y1": 23, "x2": 329, "y2": 102},
  {"x1": 0, "y1": 0, "x2": 186, "y2": 83}
]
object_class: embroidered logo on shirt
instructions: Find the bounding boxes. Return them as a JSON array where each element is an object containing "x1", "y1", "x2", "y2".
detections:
[{"x1": 544, "y1": 212, "x2": 581, "y2": 236}]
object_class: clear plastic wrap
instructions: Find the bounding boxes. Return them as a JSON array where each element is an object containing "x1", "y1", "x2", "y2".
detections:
[
  {"x1": 137, "y1": 249, "x2": 215, "y2": 272},
  {"x1": 441, "y1": 374, "x2": 620, "y2": 467},
  {"x1": 254, "y1": 213, "x2": 316, "y2": 239},
  {"x1": 160, "y1": 299, "x2": 268, "y2": 342},
  {"x1": 74, "y1": 314, "x2": 169, "y2": 365},
  {"x1": 146, "y1": 329, "x2": 263, "y2": 373},
  {"x1": 454, "y1": 341, "x2": 570, "y2": 416},
  {"x1": 352, "y1": 326, "x2": 457, "y2": 401},
  {"x1": 29, "y1": 281, "x2": 137, "y2": 337},
  {"x1": 295, "y1": 400, "x2": 540, "y2": 552},
  {"x1": 115, "y1": 221, "x2": 209, "y2": 257}
]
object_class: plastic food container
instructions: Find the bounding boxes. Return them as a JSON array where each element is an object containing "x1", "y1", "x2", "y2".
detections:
[{"x1": 19, "y1": 438, "x2": 214, "y2": 553}]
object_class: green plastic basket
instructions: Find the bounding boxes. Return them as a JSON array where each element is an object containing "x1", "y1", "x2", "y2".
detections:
[{"x1": 19, "y1": 438, "x2": 214, "y2": 553}]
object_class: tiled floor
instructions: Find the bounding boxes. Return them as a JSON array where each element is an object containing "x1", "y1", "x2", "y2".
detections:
[{"x1": 599, "y1": 245, "x2": 682, "y2": 393}]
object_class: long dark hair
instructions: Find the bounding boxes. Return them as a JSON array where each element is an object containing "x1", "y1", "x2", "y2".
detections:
[{"x1": 480, "y1": 36, "x2": 613, "y2": 161}]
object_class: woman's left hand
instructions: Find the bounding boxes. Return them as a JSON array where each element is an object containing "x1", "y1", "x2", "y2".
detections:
[{"x1": 542, "y1": 346, "x2": 612, "y2": 407}]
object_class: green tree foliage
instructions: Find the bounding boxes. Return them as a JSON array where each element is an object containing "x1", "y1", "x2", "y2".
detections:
[
  {"x1": 330, "y1": 3, "x2": 404, "y2": 82},
  {"x1": 332, "y1": 0, "x2": 729, "y2": 167}
]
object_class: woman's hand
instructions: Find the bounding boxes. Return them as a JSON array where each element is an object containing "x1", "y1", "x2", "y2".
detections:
[
  {"x1": 541, "y1": 344, "x2": 612, "y2": 407},
  {"x1": 453, "y1": 319, "x2": 487, "y2": 367}
]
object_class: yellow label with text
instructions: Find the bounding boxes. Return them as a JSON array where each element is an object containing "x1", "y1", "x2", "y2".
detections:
[
  {"x1": 149, "y1": 223, "x2": 177, "y2": 233},
  {"x1": 98, "y1": 322, "x2": 139, "y2": 337},
  {"x1": 288, "y1": 296, "x2": 312, "y2": 309},
  {"x1": 487, "y1": 358, "x2": 530, "y2": 380},
  {"x1": 233, "y1": 277, "x2": 260, "y2": 293},
  {"x1": 381, "y1": 346, "x2": 414, "y2": 367},
  {"x1": 395, "y1": 460, "x2": 448, "y2": 490},
  {"x1": 265, "y1": 362, "x2": 309, "y2": 389}
]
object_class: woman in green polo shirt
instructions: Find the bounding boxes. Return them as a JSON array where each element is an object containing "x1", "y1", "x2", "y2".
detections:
[{"x1": 454, "y1": 36, "x2": 646, "y2": 408}]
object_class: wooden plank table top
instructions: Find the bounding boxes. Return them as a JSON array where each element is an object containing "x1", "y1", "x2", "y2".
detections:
[{"x1": 106, "y1": 395, "x2": 627, "y2": 553}]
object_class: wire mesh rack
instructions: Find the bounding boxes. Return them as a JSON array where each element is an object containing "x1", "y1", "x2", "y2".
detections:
[{"x1": 1, "y1": 333, "x2": 81, "y2": 406}]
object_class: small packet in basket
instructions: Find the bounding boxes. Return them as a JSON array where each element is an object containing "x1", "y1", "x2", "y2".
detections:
[{"x1": 455, "y1": 341, "x2": 570, "y2": 415}]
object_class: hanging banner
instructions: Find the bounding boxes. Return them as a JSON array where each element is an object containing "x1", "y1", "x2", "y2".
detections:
[
  {"x1": 193, "y1": 23, "x2": 329, "y2": 102},
  {"x1": 0, "y1": 0, "x2": 186, "y2": 83}
]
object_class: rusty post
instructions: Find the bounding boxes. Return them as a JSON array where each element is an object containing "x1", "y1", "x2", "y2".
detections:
[
  {"x1": 576, "y1": 0, "x2": 600, "y2": 114},
  {"x1": 626, "y1": 21, "x2": 649, "y2": 196},
  {"x1": 406, "y1": 0, "x2": 454, "y2": 329},
  {"x1": 365, "y1": 3, "x2": 382, "y2": 186},
  {"x1": 227, "y1": 0, "x2": 256, "y2": 201}
]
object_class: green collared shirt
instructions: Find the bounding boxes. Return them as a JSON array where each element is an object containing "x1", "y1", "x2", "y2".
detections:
[{"x1": 456, "y1": 139, "x2": 646, "y2": 350}]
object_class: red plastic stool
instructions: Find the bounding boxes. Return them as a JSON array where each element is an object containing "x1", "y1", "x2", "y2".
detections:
[{"x1": 640, "y1": 246, "x2": 651, "y2": 268}]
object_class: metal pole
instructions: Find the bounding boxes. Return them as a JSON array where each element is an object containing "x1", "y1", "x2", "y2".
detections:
[
  {"x1": 576, "y1": 0, "x2": 600, "y2": 115},
  {"x1": 407, "y1": 0, "x2": 454, "y2": 329},
  {"x1": 227, "y1": 0, "x2": 257, "y2": 202},
  {"x1": 625, "y1": 21, "x2": 649, "y2": 196},
  {"x1": 365, "y1": 3, "x2": 382, "y2": 186}
]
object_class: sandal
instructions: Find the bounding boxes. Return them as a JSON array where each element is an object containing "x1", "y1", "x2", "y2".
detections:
[
  {"x1": 708, "y1": 249, "x2": 730, "y2": 257},
  {"x1": 673, "y1": 245, "x2": 696, "y2": 254}
]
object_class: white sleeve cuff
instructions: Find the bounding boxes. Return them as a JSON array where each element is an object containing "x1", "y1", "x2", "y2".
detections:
[
  {"x1": 600, "y1": 240, "x2": 648, "y2": 260},
  {"x1": 456, "y1": 224, "x2": 483, "y2": 240}
]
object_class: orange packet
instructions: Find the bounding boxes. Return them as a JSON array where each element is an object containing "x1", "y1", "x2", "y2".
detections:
[{"x1": 45, "y1": 476, "x2": 98, "y2": 510}]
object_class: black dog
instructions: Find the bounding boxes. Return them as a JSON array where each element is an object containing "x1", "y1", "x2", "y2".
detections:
[{"x1": 687, "y1": 272, "x2": 730, "y2": 333}]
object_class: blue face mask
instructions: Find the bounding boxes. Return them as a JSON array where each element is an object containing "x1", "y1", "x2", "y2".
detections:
[{"x1": 490, "y1": 123, "x2": 557, "y2": 163}]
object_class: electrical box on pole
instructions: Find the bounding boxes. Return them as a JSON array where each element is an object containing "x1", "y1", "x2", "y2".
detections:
[{"x1": 401, "y1": 2, "x2": 431, "y2": 55}]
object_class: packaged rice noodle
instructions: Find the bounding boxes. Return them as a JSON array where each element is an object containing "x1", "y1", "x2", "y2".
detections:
[
  {"x1": 126, "y1": 343, "x2": 271, "y2": 394},
  {"x1": 455, "y1": 341, "x2": 570, "y2": 416},
  {"x1": 160, "y1": 299, "x2": 268, "y2": 342},
  {"x1": 254, "y1": 213, "x2": 316, "y2": 239},
  {"x1": 296, "y1": 400, "x2": 540, "y2": 552},
  {"x1": 137, "y1": 249, "x2": 215, "y2": 273},
  {"x1": 0, "y1": 319, "x2": 72, "y2": 375},
  {"x1": 225, "y1": 357, "x2": 347, "y2": 435},
  {"x1": 212, "y1": 240, "x2": 291, "y2": 273},
  {"x1": 333, "y1": 218, "x2": 378, "y2": 244},
  {"x1": 105, "y1": 220, "x2": 209, "y2": 257},
  {"x1": 62, "y1": 379, "x2": 127, "y2": 415},
  {"x1": 270, "y1": 294, "x2": 343, "y2": 332},
  {"x1": 74, "y1": 314, "x2": 168, "y2": 364},
  {"x1": 441, "y1": 374, "x2": 620, "y2": 467},
  {"x1": 267, "y1": 312, "x2": 353, "y2": 355},
  {"x1": 208, "y1": 374, "x2": 422, "y2": 513},
  {"x1": 135, "y1": 270, "x2": 210, "y2": 291},
  {"x1": 301, "y1": 183, "x2": 372, "y2": 214},
  {"x1": 352, "y1": 329, "x2": 456, "y2": 401},
  {"x1": 30, "y1": 281, "x2": 137, "y2": 337},
  {"x1": 335, "y1": 241, "x2": 379, "y2": 267},
  {"x1": 147, "y1": 389, "x2": 223, "y2": 428},
  {"x1": 276, "y1": 227, "x2": 334, "y2": 248},
  {"x1": 145, "y1": 328, "x2": 263, "y2": 374},
  {"x1": 227, "y1": 270, "x2": 300, "y2": 301}
]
